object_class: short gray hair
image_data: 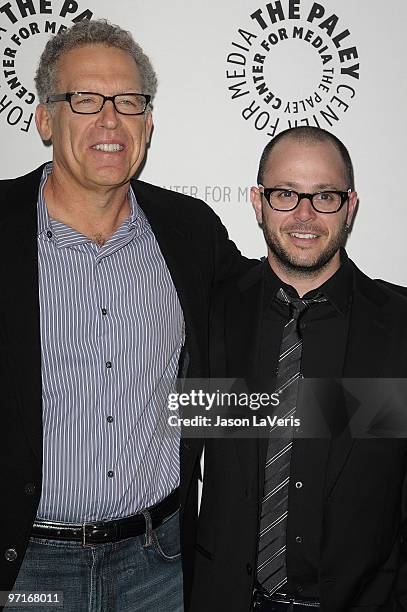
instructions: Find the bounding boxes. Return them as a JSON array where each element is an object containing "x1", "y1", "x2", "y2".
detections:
[{"x1": 35, "y1": 19, "x2": 157, "y2": 107}]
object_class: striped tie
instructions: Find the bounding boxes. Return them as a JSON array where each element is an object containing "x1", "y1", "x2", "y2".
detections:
[{"x1": 257, "y1": 287, "x2": 327, "y2": 595}]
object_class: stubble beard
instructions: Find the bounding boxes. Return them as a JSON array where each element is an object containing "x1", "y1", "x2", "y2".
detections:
[{"x1": 262, "y1": 222, "x2": 348, "y2": 276}]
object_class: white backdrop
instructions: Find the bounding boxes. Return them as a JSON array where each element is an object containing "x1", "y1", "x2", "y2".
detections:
[{"x1": 0, "y1": 0, "x2": 405, "y2": 284}]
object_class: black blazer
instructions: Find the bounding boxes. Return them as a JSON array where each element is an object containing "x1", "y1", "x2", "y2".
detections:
[
  {"x1": 0, "y1": 165, "x2": 251, "y2": 603},
  {"x1": 191, "y1": 262, "x2": 407, "y2": 612}
]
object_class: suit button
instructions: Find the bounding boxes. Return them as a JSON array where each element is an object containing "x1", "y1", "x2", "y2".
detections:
[
  {"x1": 295, "y1": 481, "x2": 303, "y2": 489},
  {"x1": 295, "y1": 536, "x2": 303, "y2": 544},
  {"x1": 296, "y1": 585, "x2": 304, "y2": 593},
  {"x1": 246, "y1": 563, "x2": 253, "y2": 575},
  {"x1": 5, "y1": 548, "x2": 17, "y2": 562},
  {"x1": 24, "y1": 482, "x2": 36, "y2": 495}
]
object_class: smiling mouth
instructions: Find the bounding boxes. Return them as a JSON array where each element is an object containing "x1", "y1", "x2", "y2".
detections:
[
  {"x1": 92, "y1": 143, "x2": 124, "y2": 152},
  {"x1": 288, "y1": 232, "x2": 320, "y2": 239}
]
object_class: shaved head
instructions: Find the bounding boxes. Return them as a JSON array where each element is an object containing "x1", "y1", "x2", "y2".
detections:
[{"x1": 257, "y1": 126, "x2": 354, "y2": 190}]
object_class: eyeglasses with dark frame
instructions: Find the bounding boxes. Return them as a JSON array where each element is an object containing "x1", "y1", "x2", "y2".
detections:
[
  {"x1": 46, "y1": 92, "x2": 151, "y2": 115},
  {"x1": 259, "y1": 186, "x2": 352, "y2": 214}
]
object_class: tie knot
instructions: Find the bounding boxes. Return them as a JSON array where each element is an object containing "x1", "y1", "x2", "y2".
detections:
[{"x1": 276, "y1": 287, "x2": 327, "y2": 318}]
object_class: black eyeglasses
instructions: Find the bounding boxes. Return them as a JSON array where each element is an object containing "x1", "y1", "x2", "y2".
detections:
[
  {"x1": 260, "y1": 186, "x2": 351, "y2": 214},
  {"x1": 46, "y1": 92, "x2": 151, "y2": 115}
]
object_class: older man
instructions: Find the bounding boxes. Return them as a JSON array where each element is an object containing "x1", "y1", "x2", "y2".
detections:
[
  {"x1": 0, "y1": 19, "x2": 247, "y2": 612},
  {"x1": 191, "y1": 127, "x2": 407, "y2": 611}
]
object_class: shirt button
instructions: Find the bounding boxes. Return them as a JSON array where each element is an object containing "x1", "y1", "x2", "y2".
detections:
[
  {"x1": 107, "y1": 470, "x2": 114, "y2": 478},
  {"x1": 105, "y1": 361, "x2": 112, "y2": 369},
  {"x1": 4, "y1": 548, "x2": 17, "y2": 562},
  {"x1": 46, "y1": 230, "x2": 52, "y2": 239},
  {"x1": 295, "y1": 481, "x2": 303, "y2": 489},
  {"x1": 107, "y1": 416, "x2": 114, "y2": 423},
  {"x1": 24, "y1": 482, "x2": 36, "y2": 495},
  {"x1": 295, "y1": 536, "x2": 303, "y2": 544},
  {"x1": 101, "y1": 308, "x2": 108, "y2": 316}
]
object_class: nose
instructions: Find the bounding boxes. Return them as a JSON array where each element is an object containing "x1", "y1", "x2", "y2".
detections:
[
  {"x1": 95, "y1": 99, "x2": 120, "y2": 129},
  {"x1": 294, "y1": 195, "x2": 316, "y2": 222}
]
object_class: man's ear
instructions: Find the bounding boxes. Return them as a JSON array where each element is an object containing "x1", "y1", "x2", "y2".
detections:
[
  {"x1": 35, "y1": 104, "x2": 53, "y2": 143},
  {"x1": 145, "y1": 110, "x2": 153, "y2": 145},
  {"x1": 346, "y1": 190, "x2": 358, "y2": 228},
  {"x1": 250, "y1": 186, "x2": 263, "y2": 225}
]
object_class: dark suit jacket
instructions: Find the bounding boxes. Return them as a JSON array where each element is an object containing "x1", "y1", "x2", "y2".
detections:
[
  {"x1": 191, "y1": 261, "x2": 407, "y2": 612},
  {"x1": 0, "y1": 165, "x2": 251, "y2": 605}
]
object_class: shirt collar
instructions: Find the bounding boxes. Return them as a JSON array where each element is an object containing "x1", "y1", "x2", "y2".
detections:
[
  {"x1": 263, "y1": 248, "x2": 352, "y2": 316},
  {"x1": 37, "y1": 162, "x2": 53, "y2": 237},
  {"x1": 127, "y1": 183, "x2": 139, "y2": 227}
]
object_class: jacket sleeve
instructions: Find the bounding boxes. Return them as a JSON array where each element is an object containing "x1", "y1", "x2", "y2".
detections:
[{"x1": 208, "y1": 206, "x2": 256, "y2": 285}]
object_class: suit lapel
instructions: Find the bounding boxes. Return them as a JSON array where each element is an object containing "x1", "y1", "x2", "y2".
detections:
[
  {"x1": 224, "y1": 264, "x2": 264, "y2": 379},
  {"x1": 0, "y1": 169, "x2": 43, "y2": 463},
  {"x1": 132, "y1": 180, "x2": 205, "y2": 376},
  {"x1": 222, "y1": 265, "x2": 266, "y2": 497},
  {"x1": 323, "y1": 263, "x2": 392, "y2": 496},
  {"x1": 343, "y1": 266, "x2": 391, "y2": 378}
]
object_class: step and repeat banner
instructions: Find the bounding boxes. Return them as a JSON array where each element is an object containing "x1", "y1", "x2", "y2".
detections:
[{"x1": 0, "y1": 0, "x2": 405, "y2": 283}]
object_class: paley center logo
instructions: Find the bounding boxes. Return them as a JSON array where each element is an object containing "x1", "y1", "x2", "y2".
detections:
[
  {"x1": 226, "y1": 0, "x2": 360, "y2": 136},
  {"x1": 0, "y1": 0, "x2": 93, "y2": 134}
]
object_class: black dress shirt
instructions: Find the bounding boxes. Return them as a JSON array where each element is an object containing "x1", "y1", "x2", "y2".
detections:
[{"x1": 258, "y1": 250, "x2": 353, "y2": 598}]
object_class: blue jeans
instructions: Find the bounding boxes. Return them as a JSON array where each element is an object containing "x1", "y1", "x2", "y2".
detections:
[{"x1": 6, "y1": 510, "x2": 183, "y2": 611}]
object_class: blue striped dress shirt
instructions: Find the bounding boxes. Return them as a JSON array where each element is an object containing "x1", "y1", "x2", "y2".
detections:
[{"x1": 36, "y1": 164, "x2": 184, "y2": 522}]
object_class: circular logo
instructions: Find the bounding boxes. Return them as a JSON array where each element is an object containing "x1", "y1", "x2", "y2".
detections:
[
  {"x1": 0, "y1": 0, "x2": 93, "y2": 134},
  {"x1": 225, "y1": 0, "x2": 360, "y2": 137}
]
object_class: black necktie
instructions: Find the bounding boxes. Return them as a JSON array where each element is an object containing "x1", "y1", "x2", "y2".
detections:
[{"x1": 257, "y1": 287, "x2": 327, "y2": 595}]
